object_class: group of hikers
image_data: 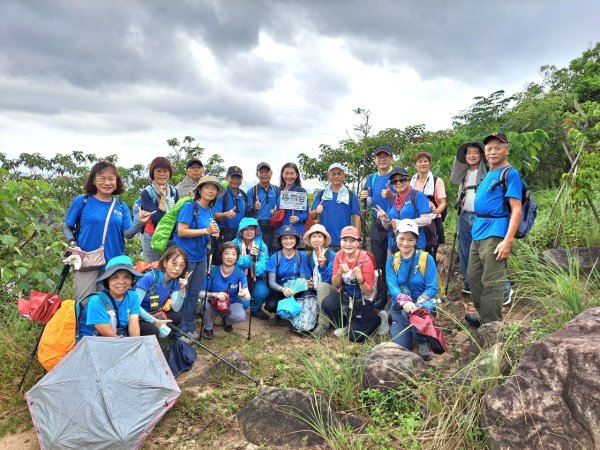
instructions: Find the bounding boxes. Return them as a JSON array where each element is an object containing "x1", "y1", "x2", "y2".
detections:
[{"x1": 63, "y1": 131, "x2": 524, "y2": 362}]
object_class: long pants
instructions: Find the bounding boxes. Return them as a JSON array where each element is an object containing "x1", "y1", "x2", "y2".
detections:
[
  {"x1": 180, "y1": 260, "x2": 207, "y2": 332},
  {"x1": 312, "y1": 282, "x2": 337, "y2": 336},
  {"x1": 458, "y1": 210, "x2": 476, "y2": 290},
  {"x1": 467, "y1": 237, "x2": 505, "y2": 323},
  {"x1": 370, "y1": 219, "x2": 389, "y2": 309},
  {"x1": 203, "y1": 302, "x2": 246, "y2": 331},
  {"x1": 322, "y1": 292, "x2": 381, "y2": 342},
  {"x1": 142, "y1": 232, "x2": 161, "y2": 263},
  {"x1": 73, "y1": 269, "x2": 101, "y2": 301},
  {"x1": 258, "y1": 220, "x2": 275, "y2": 255},
  {"x1": 249, "y1": 279, "x2": 269, "y2": 314},
  {"x1": 390, "y1": 307, "x2": 428, "y2": 350},
  {"x1": 139, "y1": 309, "x2": 182, "y2": 337}
]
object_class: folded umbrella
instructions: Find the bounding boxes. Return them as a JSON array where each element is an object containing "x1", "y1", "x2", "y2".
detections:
[{"x1": 409, "y1": 308, "x2": 448, "y2": 354}]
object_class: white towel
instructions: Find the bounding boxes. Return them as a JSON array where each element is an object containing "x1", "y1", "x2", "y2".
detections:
[
  {"x1": 321, "y1": 184, "x2": 350, "y2": 205},
  {"x1": 410, "y1": 172, "x2": 435, "y2": 197}
]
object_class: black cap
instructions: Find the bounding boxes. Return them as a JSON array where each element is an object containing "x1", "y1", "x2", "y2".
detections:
[
  {"x1": 186, "y1": 158, "x2": 203, "y2": 169},
  {"x1": 457, "y1": 142, "x2": 484, "y2": 164},
  {"x1": 374, "y1": 145, "x2": 393, "y2": 157},
  {"x1": 226, "y1": 166, "x2": 243, "y2": 176},
  {"x1": 388, "y1": 166, "x2": 409, "y2": 178},
  {"x1": 256, "y1": 162, "x2": 271, "y2": 171},
  {"x1": 483, "y1": 132, "x2": 508, "y2": 145}
]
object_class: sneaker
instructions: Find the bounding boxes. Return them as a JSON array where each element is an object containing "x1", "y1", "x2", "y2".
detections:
[
  {"x1": 378, "y1": 311, "x2": 390, "y2": 336},
  {"x1": 251, "y1": 310, "x2": 270, "y2": 320},
  {"x1": 464, "y1": 313, "x2": 483, "y2": 328},
  {"x1": 333, "y1": 327, "x2": 348, "y2": 337},
  {"x1": 503, "y1": 288, "x2": 514, "y2": 306},
  {"x1": 461, "y1": 288, "x2": 471, "y2": 295},
  {"x1": 418, "y1": 344, "x2": 433, "y2": 361},
  {"x1": 179, "y1": 331, "x2": 199, "y2": 344},
  {"x1": 202, "y1": 328, "x2": 214, "y2": 340}
]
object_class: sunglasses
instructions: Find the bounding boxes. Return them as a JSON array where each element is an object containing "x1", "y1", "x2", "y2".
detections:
[{"x1": 390, "y1": 178, "x2": 409, "y2": 185}]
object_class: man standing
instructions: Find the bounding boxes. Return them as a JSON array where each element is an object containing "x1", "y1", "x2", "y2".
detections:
[
  {"x1": 360, "y1": 145, "x2": 394, "y2": 309},
  {"x1": 466, "y1": 133, "x2": 523, "y2": 327},
  {"x1": 214, "y1": 166, "x2": 250, "y2": 244},
  {"x1": 309, "y1": 163, "x2": 361, "y2": 250},
  {"x1": 176, "y1": 158, "x2": 204, "y2": 198},
  {"x1": 246, "y1": 162, "x2": 279, "y2": 252}
]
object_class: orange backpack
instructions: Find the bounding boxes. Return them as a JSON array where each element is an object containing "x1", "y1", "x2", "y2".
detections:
[{"x1": 37, "y1": 300, "x2": 77, "y2": 371}]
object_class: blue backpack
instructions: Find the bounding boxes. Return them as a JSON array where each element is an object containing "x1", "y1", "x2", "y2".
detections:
[{"x1": 494, "y1": 166, "x2": 537, "y2": 239}]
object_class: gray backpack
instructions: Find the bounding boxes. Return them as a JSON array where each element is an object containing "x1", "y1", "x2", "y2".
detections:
[{"x1": 292, "y1": 294, "x2": 319, "y2": 332}]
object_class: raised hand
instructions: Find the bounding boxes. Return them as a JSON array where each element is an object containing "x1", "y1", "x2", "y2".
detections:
[
  {"x1": 138, "y1": 209, "x2": 156, "y2": 224},
  {"x1": 315, "y1": 201, "x2": 324, "y2": 214}
]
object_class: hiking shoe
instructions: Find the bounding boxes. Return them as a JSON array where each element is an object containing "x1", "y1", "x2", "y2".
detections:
[
  {"x1": 418, "y1": 344, "x2": 433, "y2": 361},
  {"x1": 333, "y1": 327, "x2": 348, "y2": 337},
  {"x1": 251, "y1": 310, "x2": 270, "y2": 320},
  {"x1": 223, "y1": 324, "x2": 233, "y2": 332},
  {"x1": 202, "y1": 328, "x2": 214, "y2": 340},
  {"x1": 464, "y1": 313, "x2": 483, "y2": 328},
  {"x1": 461, "y1": 288, "x2": 471, "y2": 295},
  {"x1": 179, "y1": 331, "x2": 199, "y2": 344},
  {"x1": 503, "y1": 288, "x2": 514, "y2": 306},
  {"x1": 378, "y1": 310, "x2": 390, "y2": 336}
]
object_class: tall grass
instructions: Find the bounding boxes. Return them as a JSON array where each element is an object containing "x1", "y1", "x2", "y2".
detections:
[{"x1": 509, "y1": 241, "x2": 600, "y2": 335}]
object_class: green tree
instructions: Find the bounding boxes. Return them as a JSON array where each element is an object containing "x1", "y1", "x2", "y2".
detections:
[
  {"x1": 204, "y1": 154, "x2": 226, "y2": 181},
  {"x1": 166, "y1": 136, "x2": 205, "y2": 185}
]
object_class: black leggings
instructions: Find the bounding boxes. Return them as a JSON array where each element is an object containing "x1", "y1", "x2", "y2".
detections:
[
  {"x1": 139, "y1": 309, "x2": 183, "y2": 337},
  {"x1": 264, "y1": 290, "x2": 286, "y2": 313},
  {"x1": 321, "y1": 292, "x2": 381, "y2": 342}
]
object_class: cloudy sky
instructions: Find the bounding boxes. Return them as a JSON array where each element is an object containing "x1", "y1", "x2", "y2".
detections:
[{"x1": 1, "y1": 0, "x2": 598, "y2": 187}]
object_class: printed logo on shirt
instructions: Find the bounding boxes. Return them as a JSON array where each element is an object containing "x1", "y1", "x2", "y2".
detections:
[
  {"x1": 113, "y1": 209, "x2": 123, "y2": 216},
  {"x1": 229, "y1": 283, "x2": 238, "y2": 290}
]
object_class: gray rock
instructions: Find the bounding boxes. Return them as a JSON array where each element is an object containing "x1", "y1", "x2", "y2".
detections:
[
  {"x1": 206, "y1": 351, "x2": 251, "y2": 377},
  {"x1": 237, "y1": 387, "x2": 332, "y2": 447},
  {"x1": 542, "y1": 247, "x2": 600, "y2": 271},
  {"x1": 353, "y1": 342, "x2": 427, "y2": 390},
  {"x1": 336, "y1": 411, "x2": 368, "y2": 433},
  {"x1": 480, "y1": 307, "x2": 600, "y2": 450}
]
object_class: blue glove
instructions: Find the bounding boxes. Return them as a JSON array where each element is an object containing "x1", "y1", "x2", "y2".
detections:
[{"x1": 241, "y1": 300, "x2": 250, "y2": 309}]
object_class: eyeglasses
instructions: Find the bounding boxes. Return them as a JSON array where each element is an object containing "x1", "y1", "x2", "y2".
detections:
[
  {"x1": 390, "y1": 178, "x2": 409, "y2": 185},
  {"x1": 96, "y1": 177, "x2": 117, "y2": 183}
]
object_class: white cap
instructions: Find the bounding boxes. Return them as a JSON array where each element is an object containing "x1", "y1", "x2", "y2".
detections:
[
  {"x1": 395, "y1": 219, "x2": 419, "y2": 237},
  {"x1": 328, "y1": 163, "x2": 346, "y2": 172}
]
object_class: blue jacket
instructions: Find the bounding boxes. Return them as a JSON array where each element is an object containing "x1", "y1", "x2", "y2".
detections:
[{"x1": 232, "y1": 217, "x2": 269, "y2": 278}]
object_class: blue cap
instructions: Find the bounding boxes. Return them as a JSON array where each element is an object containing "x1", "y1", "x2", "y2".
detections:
[{"x1": 96, "y1": 255, "x2": 143, "y2": 282}]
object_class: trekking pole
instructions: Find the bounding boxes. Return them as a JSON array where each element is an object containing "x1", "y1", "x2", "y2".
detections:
[
  {"x1": 198, "y1": 234, "x2": 215, "y2": 341},
  {"x1": 170, "y1": 324, "x2": 260, "y2": 385},
  {"x1": 444, "y1": 210, "x2": 460, "y2": 298},
  {"x1": 247, "y1": 254, "x2": 256, "y2": 340},
  {"x1": 18, "y1": 264, "x2": 70, "y2": 391}
]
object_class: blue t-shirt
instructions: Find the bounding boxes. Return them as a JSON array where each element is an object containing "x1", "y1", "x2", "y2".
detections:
[
  {"x1": 173, "y1": 201, "x2": 214, "y2": 263},
  {"x1": 134, "y1": 270, "x2": 180, "y2": 311},
  {"x1": 386, "y1": 188, "x2": 431, "y2": 250},
  {"x1": 311, "y1": 190, "x2": 360, "y2": 246},
  {"x1": 473, "y1": 167, "x2": 523, "y2": 241},
  {"x1": 65, "y1": 195, "x2": 133, "y2": 262},
  {"x1": 202, "y1": 266, "x2": 248, "y2": 304},
  {"x1": 214, "y1": 188, "x2": 248, "y2": 231},
  {"x1": 302, "y1": 249, "x2": 336, "y2": 284},
  {"x1": 246, "y1": 184, "x2": 278, "y2": 221},
  {"x1": 80, "y1": 290, "x2": 141, "y2": 337},
  {"x1": 365, "y1": 172, "x2": 392, "y2": 218},
  {"x1": 266, "y1": 251, "x2": 308, "y2": 284},
  {"x1": 385, "y1": 251, "x2": 438, "y2": 302},
  {"x1": 275, "y1": 185, "x2": 309, "y2": 235}
]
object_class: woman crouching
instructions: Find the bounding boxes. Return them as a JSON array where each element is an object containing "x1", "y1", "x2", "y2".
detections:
[
  {"x1": 135, "y1": 246, "x2": 191, "y2": 338},
  {"x1": 199, "y1": 242, "x2": 250, "y2": 340},
  {"x1": 322, "y1": 226, "x2": 387, "y2": 342},
  {"x1": 386, "y1": 219, "x2": 438, "y2": 361},
  {"x1": 78, "y1": 255, "x2": 143, "y2": 339}
]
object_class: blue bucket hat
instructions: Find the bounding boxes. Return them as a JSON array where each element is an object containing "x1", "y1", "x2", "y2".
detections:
[
  {"x1": 278, "y1": 225, "x2": 300, "y2": 246},
  {"x1": 96, "y1": 255, "x2": 144, "y2": 282}
]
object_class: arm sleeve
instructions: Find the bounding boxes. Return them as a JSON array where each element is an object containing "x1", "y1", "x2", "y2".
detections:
[
  {"x1": 423, "y1": 255, "x2": 439, "y2": 299},
  {"x1": 138, "y1": 307, "x2": 156, "y2": 324},
  {"x1": 63, "y1": 224, "x2": 77, "y2": 243},
  {"x1": 268, "y1": 271, "x2": 282, "y2": 292},
  {"x1": 123, "y1": 221, "x2": 144, "y2": 239},
  {"x1": 171, "y1": 290, "x2": 184, "y2": 312},
  {"x1": 385, "y1": 255, "x2": 401, "y2": 300},
  {"x1": 64, "y1": 196, "x2": 83, "y2": 241}
]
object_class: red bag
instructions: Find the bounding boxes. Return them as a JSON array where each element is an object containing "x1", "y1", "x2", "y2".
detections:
[
  {"x1": 210, "y1": 292, "x2": 231, "y2": 314},
  {"x1": 304, "y1": 215, "x2": 318, "y2": 233},
  {"x1": 409, "y1": 308, "x2": 447, "y2": 354},
  {"x1": 18, "y1": 290, "x2": 63, "y2": 324},
  {"x1": 270, "y1": 209, "x2": 285, "y2": 229},
  {"x1": 144, "y1": 220, "x2": 155, "y2": 234}
]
